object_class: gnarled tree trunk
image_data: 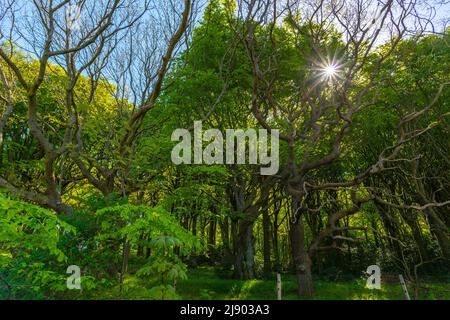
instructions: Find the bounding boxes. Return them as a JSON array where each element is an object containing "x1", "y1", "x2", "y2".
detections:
[
  {"x1": 290, "y1": 216, "x2": 314, "y2": 296},
  {"x1": 234, "y1": 219, "x2": 256, "y2": 280}
]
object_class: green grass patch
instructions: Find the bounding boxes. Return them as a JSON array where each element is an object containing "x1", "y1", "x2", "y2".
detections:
[{"x1": 91, "y1": 267, "x2": 450, "y2": 300}]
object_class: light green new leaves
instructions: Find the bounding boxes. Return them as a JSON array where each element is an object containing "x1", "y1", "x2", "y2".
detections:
[
  {"x1": 0, "y1": 194, "x2": 75, "y2": 262},
  {"x1": 0, "y1": 194, "x2": 76, "y2": 298},
  {"x1": 95, "y1": 204, "x2": 205, "y2": 254}
]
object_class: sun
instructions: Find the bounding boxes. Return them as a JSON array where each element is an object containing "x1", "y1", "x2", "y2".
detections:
[
  {"x1": 324, "y1": 64, "x2": 338, "y2": 77},
  {"x1": 309, "y1": 53, "x2": 346, "y2": 89}
]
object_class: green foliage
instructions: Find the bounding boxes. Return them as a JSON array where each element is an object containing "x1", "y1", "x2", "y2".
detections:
[
  {"x1": 0, "y1": 2, "x2": 448, "y2": 301},
  {"x1": 0, "y1": 194, "x2": 74, "y2": 299},
  {"x1": 146, "y1": 284, "x2": 179, "y2": 300},
  {"x1": 96, "y1": 205, "x2": 203, "y2": 251},
  {"x1": 95, "y1": 204, "x2": 205, "y2": 298}
]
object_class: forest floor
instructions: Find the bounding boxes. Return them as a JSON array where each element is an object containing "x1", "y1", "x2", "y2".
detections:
[{"x1": 98, "y1": 268, "x2": 450, "y2": 300}]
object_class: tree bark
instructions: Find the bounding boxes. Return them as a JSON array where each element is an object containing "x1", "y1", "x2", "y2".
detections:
[
  {"x1": 233, "y1": 219, "x2": 256, "y2": 280},
  {"x1": 119, "y1": 239, "x2": 131, "y2": 293},
  {"x1": 262, "y1": 208, "x2": 272, "y2": 277},
  {"x1": 290, "y1": 205, "x2": 314, "y2": 296}
]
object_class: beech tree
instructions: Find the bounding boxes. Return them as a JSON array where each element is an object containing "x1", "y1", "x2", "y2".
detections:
[
  {"x1": 229, "y1": 0, "x2": 449, "y2": 295},
  {"x1": 0, "y1": 0, "x2": 198, "y2": 212}
]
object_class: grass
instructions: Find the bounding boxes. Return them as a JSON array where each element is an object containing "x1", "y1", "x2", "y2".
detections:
[
  {"x1": 90, "y1": 267, "x2": 450, "y2": 300},
  {"x1": 176, "y1": 268, "x2": 449, "y2": 300}
]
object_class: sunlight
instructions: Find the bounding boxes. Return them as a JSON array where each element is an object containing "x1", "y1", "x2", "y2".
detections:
[
  {"x1": 310, "y1": 53, "x2": 344, "y2": 85},
  {"x1": 324, "y1": 64, "x2": 338, "y2": 76}
]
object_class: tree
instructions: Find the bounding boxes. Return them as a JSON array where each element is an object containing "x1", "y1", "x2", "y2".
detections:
[
  {"x1": 0, "y1": 0, "x2": 197, "y2": 213},
  {"x1": 230, "y1": 0, "x2": 449, "y2": 295}
]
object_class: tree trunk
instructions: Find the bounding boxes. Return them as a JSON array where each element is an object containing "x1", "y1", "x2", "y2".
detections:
[
  {"x1": 233, "y1": 219, "x2": 256, "y2": 280},
  {"x1": 262, "y1": 209, "x2": 272, "y2": 277},
  {"x1": 119, "y1": 239, "x2": 131, "y2": 293},
  {"x1": 219, "y1": 218, "x2": 233, "y2": 269},
  {"x1": 272, "y1": 209, "x2": 281, "y2": 272},
  {"x1": 290, "y1": 216, "x2": 314, "y2": 296},
  {"x1": 208, "y1": 220, "x2": 216, "y2": 247},
  {"x1": 192, "y1": 215, "x2": 197, "y2": 236}
]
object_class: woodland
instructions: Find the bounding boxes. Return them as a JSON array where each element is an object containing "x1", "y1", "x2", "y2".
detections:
[{"x1": 0, "y1": 0, "x2": 449, "y2": 300}]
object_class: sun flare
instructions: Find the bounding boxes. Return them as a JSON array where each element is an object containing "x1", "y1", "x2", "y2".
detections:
[{"x1": 324, "y1": 64, "x2": 338, "y2": 76}]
